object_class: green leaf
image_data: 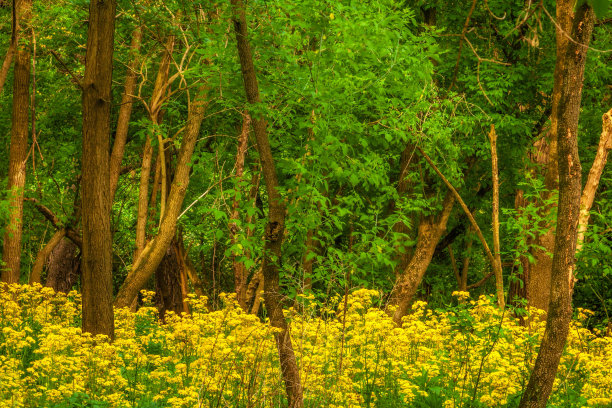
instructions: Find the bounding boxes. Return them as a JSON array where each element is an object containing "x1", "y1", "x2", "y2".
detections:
[{"x1": 590, "y1": 0, "x2": 611, "y2": 17}]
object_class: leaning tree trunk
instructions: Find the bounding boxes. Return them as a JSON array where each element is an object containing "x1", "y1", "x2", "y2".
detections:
[
  {"x1": 1, "y1": 48, "x2": 30, "y2": 284},
  {"x1": 114, "y1": 86, "x2": 209, "y2": 309},
  {"x1": 80, "y1": 0, "x2": 116, "y2": 339},
  {"x1": 230, "y1": 1, "x2": 303, "y2": 406},
  {"x1": 109, "y1": 26, "x2": 142, "y2": 201},
  {"x1": 518, "y1": 2, "x2": 594, "y2": 407},
  {"x1": 388, "y1": 192, "x2": 455, "y2": 325}
]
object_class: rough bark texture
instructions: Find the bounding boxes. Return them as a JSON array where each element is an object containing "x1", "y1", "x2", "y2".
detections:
[
  {"x1": 518, "y1": 3, "x2": 594, "y2": 407},
  {"x1": 1, "y1": 49, "x2": 30, "y2": 284},
  {"x1": 231, "y1": 1, "x2": 303, "y2": 406},
  {"x1": 154, "y1": 239, "x2": 185, "y2": 321},
  {"x1": 114, "y1": 86, "x2": 208, "y2": 308},
  {"x1": 110, "y1": 27, "x2": 142, "y2": 200},
  {"x1": 80, "y1": 0, "x2": 116, "y2": 338},
  {"x1": 389, "y1": 192, "x2": 455, "y2": 325},
  {"x1": 526, "y1": 0, "x2": 575, "y2": 312},
  {"x1": 45, "y1": 237, "x2": 80, "y2": 293}
]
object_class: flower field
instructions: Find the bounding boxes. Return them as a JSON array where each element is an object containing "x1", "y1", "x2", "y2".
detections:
[{"x1": 0, "y1": 284, "x2": 611, "y2": 407}]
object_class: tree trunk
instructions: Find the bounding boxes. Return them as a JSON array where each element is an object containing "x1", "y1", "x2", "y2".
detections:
[
  {"x1": 518, "y1": 2, "x2": 594, "y2": 407},
  {"x1": 154, "y1": 239, "x2": 185, "y2": 321},
  {"x1": 110, "y1": 27, "x2": 142, "y2": 200},
  {"x1": 230, "y1": 1, "x2": 303, "y2": 406},
  {"x1": 1, "y1": 49, "x2": 30, "y2": 284},
  {"x1": 229, "y1": 113, "x2": 251, "y2": 309},
  {"x1": 389, "y1": 191, "x2": 455, "y2": 325},
  {"x1": 489, "y1": 125, "x2": 505, "y2": 308},
  {"x1": 114, "y1": 86, "x2": 209, "y2": 308},
  {"x1": 45, "y1": 237, "x2": 80, "y2": 293},
  {"x1": 0, "y1": 40, "x2": 15, "y2": 96},
  {"x1": 80, "y1": 0, "x2": 116, "y2": 339},
  {"x1": 133, "y1": 40, "x2": 174, "y2": 264},
  {"x1": 575, "y1": 107, "x2": 612, "y2": 254},
  {"x1": 30, "y1": 228, "x2": 65, "y2": 284}
]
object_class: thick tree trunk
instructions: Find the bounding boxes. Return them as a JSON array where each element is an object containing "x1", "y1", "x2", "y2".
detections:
[
  {"x1": 80, "y1": 0, "x2": 116, "y2": 339},
  {"x1": 154, "y1": 239, "x2": 185, "y2": 321},
  {"x1": 518, "y1": 2, "x2": 594, "y2": 407},
  {"x1": 389, "y1": 192, "x2": 455, "y2": 325},
  {"x1": 114, "y1": 86, "x2": 208, "y2": 308},
  {"x1": 230, "y1": 1, "x2": 303, "y2": 406},
  {"x1": 1, "y1": 49, "x2": 29, "y2": 284},
  {"x1": 45, "y1": 237, "x2": 80, "y2": 293}
]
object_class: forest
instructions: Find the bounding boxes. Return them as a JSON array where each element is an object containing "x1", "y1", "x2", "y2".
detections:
[{"x1": 0, "y1": 0, "x2": 611, "y2": 406}]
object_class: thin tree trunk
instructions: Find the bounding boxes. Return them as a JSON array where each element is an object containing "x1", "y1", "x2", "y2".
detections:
[
  {"x1": 389, "y1": 191, "x2": 455, "y2": 325},
  {"x1": 114, "y1": 86, "x2": 209, "y2": 308},
  {"x1": 0, "y1": 41, "x2": 15, "y2": 96},
  {"x1": 489, "y1": 124, "x2": 505, "y2": 308},
  {"x1": 229, "y1": 113, "x2": 251, "y2": 309},
  {"x1": 417, "y1": 146, "x2": 504, "y2": 306},
  {"x1": 1, "y1": 49, "x2": 29, "y2": 284},
  {"x1": 575, "y1": 107, "x2": 612, "y2": 254},
  {"x1": 80, "y1": 0, "x2": 116, "y2": 339},
  {"x1": 460, "y1": 235, "x2": 472, "y2": 291},
  {"x1": 134, "y1": 136, "x2": 154, "y2": 262},
  {"x1": 518, "y1": 2, "x2": 594, "y2": 407},
  {"x1": 133, "y1": 41, "x2": 174, "y2": 263},
  {"x1": 230, "y1": 1, "x2": 303, "y2": 406},
  {"x1": 110, "y1": 27, "x2": 142, "y2": 200}
]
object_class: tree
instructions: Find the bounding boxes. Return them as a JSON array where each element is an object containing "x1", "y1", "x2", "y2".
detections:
[
  {"x1": 1, "y1": 0, "x2": 31, "y2": 284},
  {"x1": 230, "y1": 0, "x2": 303, "y2": 406},
  {"x1": 80, "y1": 0, "x2": 116, "y2": 338},
  {"x1": 518, "y1": 1, "x2": 595, "y2": 406}
]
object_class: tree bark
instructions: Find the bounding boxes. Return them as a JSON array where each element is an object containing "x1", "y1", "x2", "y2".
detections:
[
  {"x1": 389, "y1": 191, "x2": 455, "y2": 325},
  {"x1": 229, "y1": 113, "x2": 251, "y2": 309},
  {"x1": 80, "y1": 0, "x2": 116, "y2": 339},
  {"x1": 114, "y1": 86, "x2": 209, "y2": 308},
  {"x1": 230, "y1": 1, "x2": 303, "y2": 406},
  {"x1": 154, "y1": 239, "x2": 185, "y2": 321},
  {"x1": 1, "y1": 48, "x2": 29, "y2": 284},
  {"x1": 489, "y1": 125, "x2": 505, "y2": 308},
  {"x1": 110, "y1": 27, "x2": 142, "y2": 200},
  {"x1": 134, "y1": 40, "x2": 174, "y2": 263},
  {"x1": 518, "y1": 2, "x2": 594, "y2": 407},
  {"x1": 45, "y1": 237, "x2": 80, "y2": 293},
  {"x1": 30, "y1": 228, "x2": 66, "y2": 284},
  {"x1": 575, "y1": 107, "x2": 612, "y2": 254}
]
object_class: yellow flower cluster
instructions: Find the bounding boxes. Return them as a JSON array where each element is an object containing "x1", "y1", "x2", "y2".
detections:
[{"x1": 0, "y1": 284, "x2": 610, "y2": 407}]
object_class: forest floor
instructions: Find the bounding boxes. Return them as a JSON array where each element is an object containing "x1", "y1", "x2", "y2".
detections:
[{"x1": 1, "y1": 284, "x2": 611, "y2": 407}]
